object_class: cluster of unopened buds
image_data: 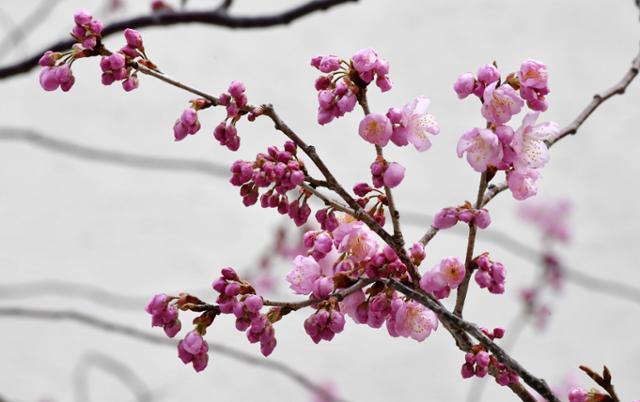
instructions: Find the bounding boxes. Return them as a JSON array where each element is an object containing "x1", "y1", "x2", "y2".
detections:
[
  {"x1": 311, "y1": 48, "x2": 390, "y2": 125},
  {"x1": 433, "y1": 201, "x2": 491, "y2": 230},
  {"x1": 460, "y1": 328, "x2": 518, "y2": 386},
  {"x1": 454, "y1": 61, "x2": 558, "y2": 200},
  {"x1": 473, "y1": 253, "x2": 507, "y2": 294},
  {"x1": 230, "y1": 141, "x2": 311, "y2": 225}
]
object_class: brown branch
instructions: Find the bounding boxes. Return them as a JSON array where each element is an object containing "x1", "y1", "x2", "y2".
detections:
[
  {"x1": 0, "y1": 306, "x2": 348, "y2": 402},
  {"x1": 300, "y1": 182, "x2": 355, "y2": 216},
  {"x1": 454, "y1": 172, "x2": 488, "y2": 317},
  {"x1": 388, "y1": 279, "x2": 560, "y2": 402},
  {"x1": 0, "y1": 0, "x2": 358, "y2": 79},
  {"x1": 262, "y1": 278, "x2": 373, "y2": 310}
]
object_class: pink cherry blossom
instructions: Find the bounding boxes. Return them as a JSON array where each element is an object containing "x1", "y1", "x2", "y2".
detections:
[
  {"x1": 391, "y1": 97, "x2": 440, "y2": 151},
  {"x1": 507, "y1": 168, "x2": 540, "y2": 200},
  {"x1": 518, "y1": 59, "x2": 548, "y2": 89},
  {"x1": 359, "y1": 113, "x2": 393, "y2": 146},
  {"x1": 477, "y1": 64, "x2": 500, "y2": 86},
  {"x1": 387, "y1": 299, "x2": 437, "y2": 341},
  {"x1": 481, "y1": 83, "x2": 524, "y2": 124},
  {"x1": 454, "y1": 73, "x2": 475, "y2": 99},
  {"x1": 332, "y1": 219, "x2": 378, "y2": 262},
  {"x1": 511, "y1": 112, "x2": 558, "y2": 170},
  {"x1": 457, "y1": 127, "x2": 503, "y2": 172},
  {"x1": 287, "y1": 255, "x2": 321, "y2": 295},
  {"x1": 438, "y1": 257, "x2": 466, "y2": 288}
]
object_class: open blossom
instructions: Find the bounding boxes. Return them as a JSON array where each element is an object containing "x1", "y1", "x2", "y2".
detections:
[
  {"x1": 177, "y1": 331, "x2": 209, "y2": 372},
  {"x1": 359, "y1": 113, "x2": 393, "y2": 146},
  {"x1": 420, "y1": 257, "x2": 466, "y2": 299},
  {"x1": 457, "y1": 127, "x2": 503, "y2": 172},
  {"x1": 332, "y1": 218, "x2": 378, "y2": 262},
  {"x1": 390, "y1": 97, "x2": 440, "y2": 151},
  {"x1": 511, "y1": 112, "x2": 558, "y2": 170},
  {"x1": 507, "y1": 168, "x2": 540, "y2": 200},
  {"x1": 518, "y1": 59, "x2": 548, "y2": 89},
  {"x1": 386, "y1": 299, "x2": 438, "y2": 341},
  {"x1": 287, "y1": 255, "x2": 321, "y2": 295},
  {"x1": 481, "y1": 83, "x2": 524, "y2": 124}
]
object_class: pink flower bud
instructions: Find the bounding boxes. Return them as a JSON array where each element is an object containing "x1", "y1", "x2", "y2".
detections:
[
  {"x1": 454, "y1": 72, "x2": 475, "y2": 99},
  {"x1": 382, "y1": 162, "x2": 405, "y2": 188},
  {"x1": 124, "y1": 28, "x2": 143, "y2": 49}
]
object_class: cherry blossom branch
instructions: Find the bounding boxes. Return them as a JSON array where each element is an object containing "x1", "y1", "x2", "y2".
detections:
[
  {"x1": 0, "y1": 0, "x2": 358, "y2": 79},
  {"x1": 481, "y1": 47, "x2": 640, "y2": 206},
  {"x1": 387, "y1": 279, "x2": 560, "y2": 402},
  {"x1": 0, "y1": 306, "x2": 348, "y2": 402},
  {"x1": 300, "y1": 182, "x2": 355, "y2": 215},
  {"x1": 262, "y1": 278, "x2": 373, "y2": 311},
  {"x1": 454, "y1": 172, "x2": 489, "y2": 317},
  {"x1": 4, "y1": 126, "x2": 640, "y2": 308},
  {"x1": 133, "y1": 62, "x2": 422, "y2": 285}
]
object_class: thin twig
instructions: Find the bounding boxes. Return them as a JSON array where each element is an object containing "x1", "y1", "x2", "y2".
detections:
[
  {"x1": 0, "y1": 0, "x2": 358, "y2": 79},
  {"x1": 262, "y1": 278, "x2": 373, "y2": 310},
  {"x1": 453, "y1": 172, "x2": 488, "y2": 317},
  {"x1": 0, "y1": 306, "x2": 348, "y2": 402}
]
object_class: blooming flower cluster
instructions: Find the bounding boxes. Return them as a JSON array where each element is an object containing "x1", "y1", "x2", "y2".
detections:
[
  {"x1": 433, "y1": 202, "x2": 491, "y2": 230},
  {"x1": 230, "y1": 141, "x2": 311, "y2": 225},
  {"x1": 311, "y1": 48, "x2": 390, "y2": 125},
  {"x1": 454, "y1": 61, "x2": 559, "y2": 200},
  {"x1": 420, "y1": 256, "x2": 466, "y2": 299},
  {"x1": 473, "y1": 253, "x2": 507, "y2": 294}
]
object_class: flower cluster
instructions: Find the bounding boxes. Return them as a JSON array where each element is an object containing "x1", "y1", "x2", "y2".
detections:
[
  {"x1": 454, "y1": 61, "x2": 559, "y2": 200},
  {"x1": 341, "y1": 288, "x2": 438, "y2": 342},
  {"x1": 38, "y1": 9, "x2": 106, "y2": 92},
  {"x1": 433, "y1": 202, "x2": 491, "y2": 230},
  {"x1": 473, "y1": 253, "x2": 506, "y2": 294},
  {"x1": 359, "y1": 97, "x2": 440, "y2": 152},
  {"x1": 311, "y1": 48, "x2": 391, "y2": 125},
  {"x1": 71, "y1": 9, "x2": 103, "y2": 51},
  {"x1": 145, "y1": 294, "x2": 181, "y2": 337},
  {"x1": 212, "y1": 268, "x2": 277, "y2": 356},
  {"x1": 213, "y1": 80, "x2": 250, "y2": 150},
  {"x1": 99, "y1": 28, "x2": 147, "y2": 91},
  {"x1": 370, "y1": 158, "x2": 406, "y2": 189},
  {"x1": 460, "y1": 329, "x2": 518, "y2": 386},
  {"x1": 173, "y1": 103, "x2": 203, "y2": 141},
  {"x1": 420, "y1": 256, "x2": 466, "y2": 299},
  {"x1": 178, "y1": 330, "x2": 209, "y2": 372},
  {"x1": 230, "y1": 141, "x2": 310, "y2": 225},
  {"x1": 304, "y1": 304, "x2": 346, "y2": 343}
]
